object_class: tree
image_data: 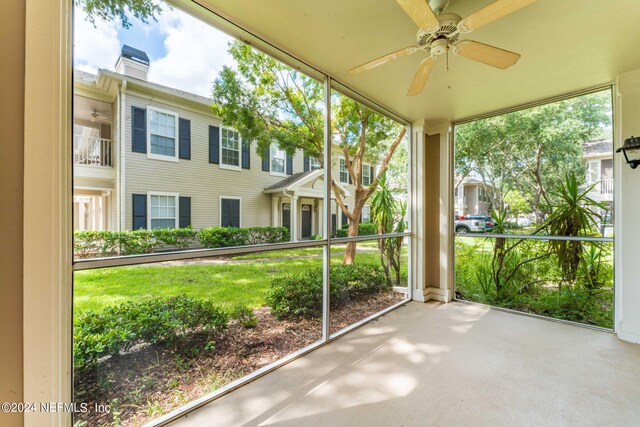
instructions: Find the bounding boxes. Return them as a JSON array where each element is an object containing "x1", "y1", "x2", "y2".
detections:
[
  {"x1": 455, "y1": 91, "x2": 611, "y2": 223},
  {"x1": 76, "y1": 0, "x2": 161, "y2": 29},
  {"x1": 212, "y1": 41, "x2": 406, "y2": 264},
  {"x1": 503, "y1": 190, "x2": 531, "y2": 218}
]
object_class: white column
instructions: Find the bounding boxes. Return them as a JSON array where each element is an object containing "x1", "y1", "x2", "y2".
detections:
[
  {"x1": 271, "y1": 196, "x2": 279, "y2": 227},
  {"x1": 317, "y1": 199, "x2": 323, "y2": 237},
  {"x1": 617, "y1": 69, "x2": 640, "y2": 343},
  {"x1": 291, "y1": 195, "x2": 299, "y2": 242}
]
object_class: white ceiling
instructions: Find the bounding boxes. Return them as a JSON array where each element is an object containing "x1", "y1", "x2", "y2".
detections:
[{"x1": 199, "y1": 0, "x2": 640, "y2": 122}]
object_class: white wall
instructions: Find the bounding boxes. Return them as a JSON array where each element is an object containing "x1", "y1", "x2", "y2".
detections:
[{"x1": 617, "y1": 69, "x2": 640, "y2": 343}]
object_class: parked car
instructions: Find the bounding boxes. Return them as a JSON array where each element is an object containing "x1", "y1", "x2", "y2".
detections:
[
  {"x1": 465, "y1": 215, "x2": 495, "y2": 232},
  {"x1": 455, "y1": 215, "x2": 489, "y2": 233}
]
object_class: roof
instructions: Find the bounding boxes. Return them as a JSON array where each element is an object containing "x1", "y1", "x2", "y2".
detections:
[
  {"x1": 582, "y1": 139, "x2": 613, "y2": 158},
  {"x1": 264, "y1": 171, "x2": 317, "y2": 191},
  {"x1": 120, "y1": 45, "x2": 149, "y2": 65},
  {"x1": 74, "y1": 69, "x2": 97, "y2": 82}
]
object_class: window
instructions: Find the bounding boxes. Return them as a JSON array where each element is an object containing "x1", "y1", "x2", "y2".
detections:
[
  {"x1": 149, "y1": 193, "x2": 177, "y2": 228},
  {"x1": 362, "y1": 163, "x2": 372, "y2": 186},
  {"x1": 220, "y1": 197, "x2": 241, "y2": 227},
  {"x1": 149, "y1": 107, "x2": 178, "y2": 160},
  {"x1": 309, "y1": 157, "x2": 321, "y2": 170},
  {"x1": 221, "y1": 128, "x2": 241, "y2": 168},
  {"x1": 270, "y1": 143, "x2": 286, "y2": 175},
  {"x1": 362, "y1": 205, "x2": 371, "y2": 223},
  {"x1": 339, "y1": 157, "x2": 348, "y2": 183}
]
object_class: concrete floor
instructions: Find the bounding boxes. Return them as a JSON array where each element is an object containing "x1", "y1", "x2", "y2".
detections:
[{"x1": 170, "y1": 302, "x2": 640, "y2": 427}]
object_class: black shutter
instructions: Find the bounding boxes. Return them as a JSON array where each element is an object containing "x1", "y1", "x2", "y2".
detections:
[
  {"x1": 179, "y1": 196, "x2": 191, "y2": 228},
  {"x1": 230, "y1": 199, "x2": 240, "y2": 227},
  {"x1": 342, "y1": 208, "x2": 349, "y2": 227},
  {"x1": 348, "y1": 160, "x2": 353, "y2": 184},
  {"x1": 242, "y1": 141, "x2": 250, "y2": 169},
  {"x1": 221, "y1": 198, "x2": 240, "y2": 228},
  {"x1": 209, "y1": 126, "x2": 220, "y2": 164},
  {"x1": 132, "y1": 194, "x2": 147, "y2": 230},
  {"x1": 370, "y1": 165, "x2": 375, "y2": 184},
  {"x1": 262, "y1": 148, "x2": 269, "y2": 171},
  {"x1": 179, "y1": 118, "x2": 191, "y2": 160},
  {"x1": 303, "y1": 155, "x2": 310, "y2": 172},
  {"x1": 221, "y1": 199, "x2": 229, "y2": 227},
  {"x1": 132, "y1": 107, "x2": 146, "y2": 153},
  {"x1": 286, "y1": 154, "x2": 293, "y2": 175}
]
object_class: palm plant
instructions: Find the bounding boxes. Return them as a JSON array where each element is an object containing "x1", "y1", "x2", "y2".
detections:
[
  {"x1": 370, "y1": 172, "x2": 406, "y2": 286},
  {"x1": 545, "y1": 172, "x2": 607, "y2": 283}
]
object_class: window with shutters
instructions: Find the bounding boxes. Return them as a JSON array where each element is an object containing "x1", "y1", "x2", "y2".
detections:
[
  {"x1": 220, "y1": 127, "x2": 241, "y2": 169},
  {"x1": 148, "y1": 193, "x2": 178, "y2": 229},
  {"x1": 220, "y1": 197, "x2": 241, "y2": 227},
  {"x1": 362, "y1": 163, "x2": 372, "y2": 186},
  {"x1": 270, "y1": 143, "x2": 287, "y2": 176},
  {"x1": 148, "y1": 106, "x2": 178, "y2": 161},
  {"x1": 309, "y1": 157, "x2": 321, "y2": 170},
  {"x1": 339, "y1": 157, "x2": 348, "y2": 183}
]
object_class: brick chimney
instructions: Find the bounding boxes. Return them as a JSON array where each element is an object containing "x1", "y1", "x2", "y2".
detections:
[{"x1": 115, "y1": 45, "x2": 150, "y2": 80}]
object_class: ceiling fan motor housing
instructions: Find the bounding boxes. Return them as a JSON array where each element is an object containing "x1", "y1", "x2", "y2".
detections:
[{"x1": 417, "y1": 13, "x2": 461, "y2": 52}]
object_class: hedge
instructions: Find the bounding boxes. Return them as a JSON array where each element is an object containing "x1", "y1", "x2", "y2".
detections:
[
  {"x1": 74, "y1": 226, "x2": 290, "y2": 258},
  {"x1": 73, "y1": 296, "x2": 229, "y2": 373},
  {"x1": 336, "y1": 222, "x2": 377, "y2": 238},
  {"x1": 267, "y1": 264, "x2": 389, "y2": 319}
]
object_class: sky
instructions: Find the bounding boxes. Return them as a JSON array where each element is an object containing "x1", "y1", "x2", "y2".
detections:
[{"x1": 74, "y1": 2, "x2": 235, "y2": 98}]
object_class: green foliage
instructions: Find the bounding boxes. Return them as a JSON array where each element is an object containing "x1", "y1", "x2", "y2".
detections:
[
  {"x1": 370, "y1": 171, "x2": 407, "y2": 285},
  {"x1": 504, "y1": 190, "x2": 532, "y2": 216},
  {"x1": 76, "y1": 0, "x2": 161, "y2": 29},
  {"x1": 74, "y1": 296, "x2": 228, "y2": 373},
  {"x1": 267, "y1": 264, "x2": 389, "y2": 319},
  {"x1": 455, "y1": 90, "x2": 612, "y2": 220},
  {"x1": 74, "y1": 226, "x2": 289, "y2": 257},
  {"x1": 228, "y1": 304, "x2": 258, "y2": 328},
  {"x1": 336, "y1": 223, "x2": 376, "y2": 237},
  {"x1": 455, "y1": 238, "x2": 614, "y2": 328},
  {"x1": 545, "y1": 172, "x2": 607, "y2": 281}
]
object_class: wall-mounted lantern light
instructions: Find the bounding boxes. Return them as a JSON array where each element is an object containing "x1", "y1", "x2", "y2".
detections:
[{"x1": 617, "y1": 136, "x2": 640, "y2": 169}]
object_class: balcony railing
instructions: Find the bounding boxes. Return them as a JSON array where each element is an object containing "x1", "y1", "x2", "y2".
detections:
[
  {"x1": 74, "y1": 136, "x2": 113, "y2": 167},
  {"x1": 600, "y1": 178, "x2": 613, "y2": 195}
]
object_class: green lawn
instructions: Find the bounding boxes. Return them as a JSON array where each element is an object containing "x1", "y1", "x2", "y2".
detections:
[{"x1": 74, "y1": 245, "x2": 407, "y2": 315}]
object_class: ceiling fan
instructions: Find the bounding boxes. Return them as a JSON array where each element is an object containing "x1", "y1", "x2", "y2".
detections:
[{"x1": 350, "y1": 0, "x2": 539, "y2": 96}]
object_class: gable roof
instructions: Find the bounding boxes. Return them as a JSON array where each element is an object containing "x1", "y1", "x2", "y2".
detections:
[{"x1": 264, "y1": 169, "x2": 350, "y2": 196}]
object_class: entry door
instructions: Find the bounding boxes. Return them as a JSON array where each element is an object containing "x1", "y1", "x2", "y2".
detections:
[
  {"x1": 282, "y1": 203, "x2": 291, "y2": 232},
  {"x1": 301, "y1": 204, "x2": 312, "y2": 238}
]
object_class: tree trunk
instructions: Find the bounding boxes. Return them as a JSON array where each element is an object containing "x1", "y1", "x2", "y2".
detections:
[{"x1": 343, "y1": 220, "x2": 360, "y2": 264}]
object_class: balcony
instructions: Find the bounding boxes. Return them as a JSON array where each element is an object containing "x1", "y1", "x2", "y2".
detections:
[
  {"x1": 600, "y1": 177, "x2": 613, "y2": 195},
  {"x1": 74, "y1": 135, "x2": 115, "y2": 182},
  {"x1": 74, "y1": 135, "x2": 113, "y2": 167}
]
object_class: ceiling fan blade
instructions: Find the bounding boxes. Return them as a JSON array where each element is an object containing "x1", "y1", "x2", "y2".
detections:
[
  {"x1": 458, "y1": 0, "x2": 538, "y2": 33},
  {"x1": 407, "y1": 57, "x2": 436, "y2": 96},
  {"x1": 395, "y1": 0, "x2": 439, "y2": 30},
  {"x1": 454, "y1": 40, "x2": 520, "y2": 69},
  {"x1": 350, "y1": 46, "x2": 420, "y2": 75}
]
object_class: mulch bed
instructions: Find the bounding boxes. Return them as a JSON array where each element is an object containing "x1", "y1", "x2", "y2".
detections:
[{"x1": 74, "y1": 292, "x2": 405, "y2": 426}]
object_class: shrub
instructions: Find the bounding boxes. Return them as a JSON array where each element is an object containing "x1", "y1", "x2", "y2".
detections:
[
  {"x1": 74, "y1": 226, "x2": 290, "y2": 258},
  {"x1": 267, "y1": 264, "x2": 389, "y2": 319},
  {"x1": 229, "y1": 304, "x2": 258, "y2": 328},
  {"x1": 197, "y1": 226, "x2": 289, "y2": 248},
  {"x1": 74, "y1": 296, "x2": 228, "y2": 373},
  {"x1": 335, "y1": 222, "x2": 377, "y2": 238}
]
